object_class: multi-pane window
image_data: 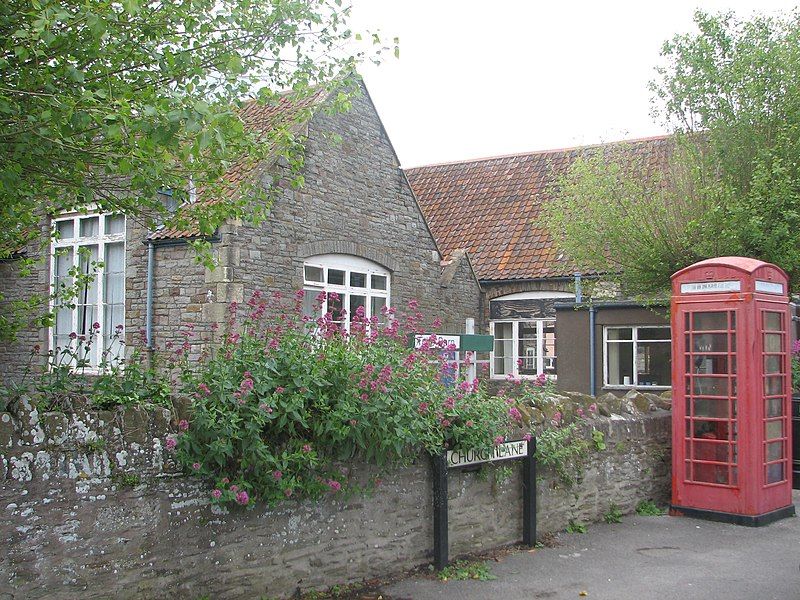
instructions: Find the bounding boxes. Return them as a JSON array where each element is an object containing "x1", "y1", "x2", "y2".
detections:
[
  {"x1": 51, "y1": 213, "x2": 125, "y2": 368},
  {"x1": 490, "y1": 320, "x2": 556, "y2": 379},
  {"x1": 604, "y1": 326, "x2": 671, "y2": 388},
  {"x1": 302, "y1": 254, "x2": 390, "y2": 330}
]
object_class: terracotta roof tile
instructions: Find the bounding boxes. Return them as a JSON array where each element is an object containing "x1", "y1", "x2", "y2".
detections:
[
  {"x1": 406, "y1": 135, "x2": 673, "y2": 282},
  {"x1": 150, "y1": 90, "x2": 326, "y2": 241}
]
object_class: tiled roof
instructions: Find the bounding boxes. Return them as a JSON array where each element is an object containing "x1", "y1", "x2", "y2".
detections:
[
  {"x1": 405, "y1": 136, "x2": 673, "y2": 282},
  {"x1": 150, "y1": 90, "x2": 326, "y2": 241}
]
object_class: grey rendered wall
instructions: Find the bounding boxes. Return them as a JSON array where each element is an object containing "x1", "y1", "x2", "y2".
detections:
[{"x1": 556, "y1": 305, "x2": 671, "y2": 396}]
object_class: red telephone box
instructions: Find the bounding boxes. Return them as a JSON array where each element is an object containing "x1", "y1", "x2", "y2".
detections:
[{"x1": 671, "y1": 257, "x2": 795, "y2": 525}]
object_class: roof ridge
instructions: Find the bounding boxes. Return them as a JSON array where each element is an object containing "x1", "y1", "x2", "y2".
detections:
[{"x1": 404, "y1": 133, "x2": 672, "y2": 171}]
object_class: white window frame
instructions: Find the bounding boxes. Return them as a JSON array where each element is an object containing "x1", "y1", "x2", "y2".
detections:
[
  {"x1": 302, "y1": 254, "x2": 390, "y2": 332},
  {"x1": 50, "y1": 211, "x2": 126, "y2": 371},
  {"x1": 603, "y1": 325, "x2": 671, "y2": 390},
  {"x1": 489, "y1": 319, "x2": 556, "y2": 380}
]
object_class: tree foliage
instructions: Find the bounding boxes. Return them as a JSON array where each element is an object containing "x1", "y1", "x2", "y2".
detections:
[
  {"x1": 0, "y1": 0, "x2": 393, "y2": 339},
  {"x1": 546, "y1": 10, "x2": 800, "y2": 296}
]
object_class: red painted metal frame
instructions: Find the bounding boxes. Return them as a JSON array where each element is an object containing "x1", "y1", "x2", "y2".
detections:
[{"x1": 671, "y1": 257, "x2": 793, "y2": 519}]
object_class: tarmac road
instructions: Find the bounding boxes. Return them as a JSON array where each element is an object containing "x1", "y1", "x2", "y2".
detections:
[{"x1": 381, "y1": 491, "x2": 800, "y2": 600}]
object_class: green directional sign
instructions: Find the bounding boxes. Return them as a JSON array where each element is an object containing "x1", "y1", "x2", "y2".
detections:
[{"x1": 407, "y1": 333, "x2": 493, "y2": 352}]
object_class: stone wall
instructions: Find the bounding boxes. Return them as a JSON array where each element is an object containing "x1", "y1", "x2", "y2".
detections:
[
  {"x1": 0, "y1": 82, "x2": 481, "y2": 383},
  {"x1": 1, "y1": 397, "x2": 671, "y2": 600},
  {"x1": 230, "y1": 83, "x2": 481, "y2": 333}
]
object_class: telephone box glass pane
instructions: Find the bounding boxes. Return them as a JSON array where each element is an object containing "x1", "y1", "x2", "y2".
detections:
[
  {"x1": 693, "y1": 377, "x2": 728, "y2": 396},
  {"x1": 766, "y1": 398, "x2": 784, "y2": 417},
  {"x1": 767, "y1": 463, "x2": 785, "y2": 484},
  {"x1": 765, "y1": 421, "x2": 784, "y2": 440},
  {"x1": 764, "y1": 376, "x2": 783, "y2": 396},
  {"x1": 694, "y1": 398, "x2": 729, "y2": 419},
  {"x1": 693, "y1": 334, "x2": 729, "y2": 353},
  {"x1": 693, "y1": 462, "x2": 729, "y2": 485},
  {"x1": 693, "y1": 420, "x2": 729, "y2": 440},
  {"x1": 691, "y1": 355, "x2": 728, "y2": 375},
  {"x1": 764, "y1": 355, "x2": 782, "y2": 374},
  {"x1": 764, "y1": 333, "x2": 782, "y2": 353},
  {"x1": 694, "y1": 312, "x2": 728, "y2": 331},
  {"x1": 764, "y1": 312, "x2": 782, "y2": 331},
  {"x1": 766, "y1": 441, "x2": 784, "y2": 461}
]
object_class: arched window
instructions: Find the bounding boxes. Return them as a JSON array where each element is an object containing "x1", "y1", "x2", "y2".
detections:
[
  {"x1": 489, "y1": 291, "x2": 573, "y2": 379},
  {"x1": 302, "y1": 254, "x2": 390, "y2": 329}
]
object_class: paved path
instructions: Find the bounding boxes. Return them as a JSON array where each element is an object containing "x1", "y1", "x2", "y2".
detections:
[{"x1": 381, "y1": 492, "x2": 800, "y2": 600}]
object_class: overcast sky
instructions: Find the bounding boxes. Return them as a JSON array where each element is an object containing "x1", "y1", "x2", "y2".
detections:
[{"x1": 351, "y1": 1, "x2": 795, "y2": 168}]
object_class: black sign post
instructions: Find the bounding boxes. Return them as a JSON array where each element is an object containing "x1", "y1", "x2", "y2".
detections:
[{"x1": 431, "y1": 438, "x2": 537, "y2": 570}]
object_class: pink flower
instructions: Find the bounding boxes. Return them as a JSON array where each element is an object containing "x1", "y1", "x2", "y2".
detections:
[
  {"x1": 221, "y1": 477, "x2": 230, "y2": 484},
  {"x1": 418, "y1": 402, "x2": 429, "y2": 414},
  {"x1": 197, "y1": 383, "x2": 211, "y2": 396},
  {"x1": 509, "y1": 407, "x2": 522, "y2": 421},
  {"x1": 230, "y1": 484, "x2": 239, "y2": 492},
  {"x1": 273, "y1": 470, "x2": 282, "y2": 480},
  {"x1": 553, "y1": 411, "x2": 562, "y2": 423},
  {"x1": 165, "y1": 436, "x2": 177, "y2": 451},
  {"x1": 589, "y1": 403, "x2": 597, "y2": 413},
  {"x1": 466, "y1": 420, "x2": 474, "y2": 427},
  {"x1": 235, "y1": 490, "x2": 249, "y2": 505},
  {"x1": 327, "y1": 480, "x2": 342, "y2": 492},
  {"x1": 239, "y1": 377, "x2": 254, "y2": 393},
  {"x1": 295, "y1": 289, "x2": 305, "y2": 299},
  {"x1": 523, "y1": 433, "x2": 533, "y2": 442},
  {"x1": 92, "y1": 322, "x2": 101, "y2": 330},
  {"x1": 432, "y1": 317, "x2": 442, "y2": 328},
  {"x1": 274, "y1": 386, "x2": 285, "y2": 394},
  {"x1": 493, "y1": 435, "x2": 505, "y2": 446},
  {"x1": 302, "y1": 444, "x2": 311, "y2": 453},
  {"x1": 211, "y1": 489, "x2": 222, "y2": 500},
  {"x1": 178, "y1": 419, "x2": 190, "y2": 431},
  {"x1": 407, "y1": 299, "x2": 419, "y2": 310},
  {"x1": 349, "y1": 419, "x2": 358, "y2": 426},
  {"x1": 69, "y1": 332, "x2": 77, "y2": 340},
  {"x1": 284, "y1": 488, "x2": 293, "y2": 498},
  {"x1": 192, "y1": 462, "x2": 201, "y2": 470},
  {"x1": 440, "y1": 418, "x2": 451, "y2": 427}
]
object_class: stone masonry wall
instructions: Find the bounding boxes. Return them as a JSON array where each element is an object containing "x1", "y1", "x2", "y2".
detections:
[
  {"x1": 1, "y1": 399, "x2": 671, "y2": 600},
  {"x1": 0, "y1": 83, "x2": 481, "y2": 383},
  {"x1": 231, "y1": 83, "x2": 482, "y2": 333}
]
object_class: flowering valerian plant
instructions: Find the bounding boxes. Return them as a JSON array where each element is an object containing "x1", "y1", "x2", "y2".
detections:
[{"x1": 173, "y1": 290, "x2": 517, "y2": 507}]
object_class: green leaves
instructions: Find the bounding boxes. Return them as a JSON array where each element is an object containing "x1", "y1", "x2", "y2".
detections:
[
  {"x1": 548, "y1": 9, "x2": 800, "y2": 295},
  {"x1": 0, "y1": 0, "x2": 396, "y2": 339}
]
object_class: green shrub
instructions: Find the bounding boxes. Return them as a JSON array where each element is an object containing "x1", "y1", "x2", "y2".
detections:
[
  {"x1": 535, "y1": 422, "x2": 590, "y2": 486},
  {"x1": 636, "y1": 499, "x2": 666, "y2": 516},
  {"x1": 172, "y1": 291, "x2": 519, "y2": 507}
]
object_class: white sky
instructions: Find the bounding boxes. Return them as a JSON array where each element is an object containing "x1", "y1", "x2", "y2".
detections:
[{"x1": 351, "y1": 0, "x2": 796, "y2": 168}]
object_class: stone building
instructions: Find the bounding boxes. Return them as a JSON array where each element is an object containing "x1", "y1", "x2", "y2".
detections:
[
  {"x1": 405, "y1": 136, "x2": 673, "y2": 394},
  {"x1": 0, "y1": 81, "x2": 481, "y2": 381}
]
